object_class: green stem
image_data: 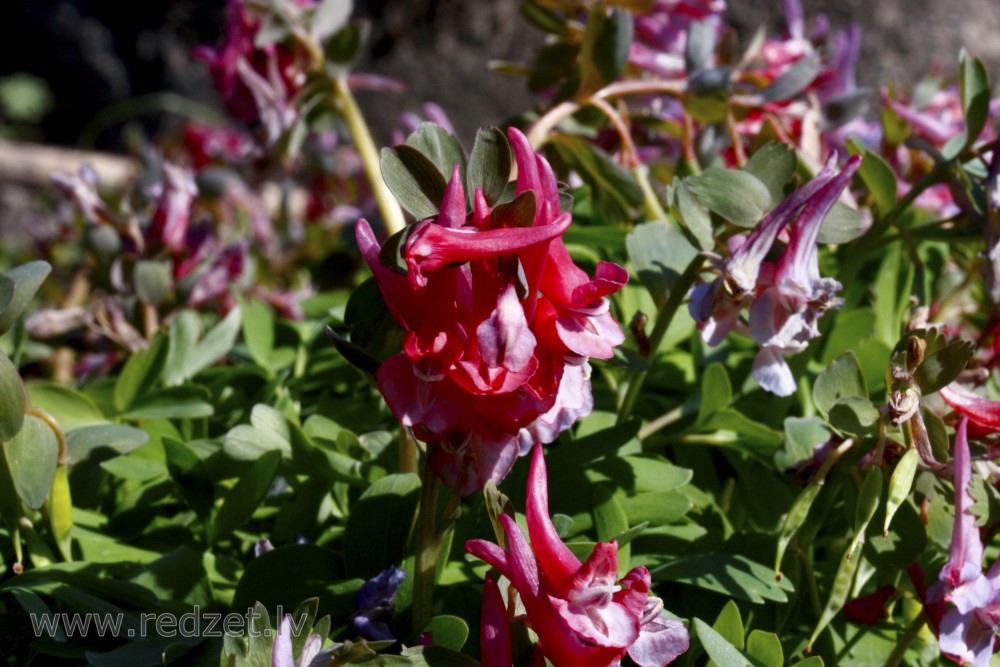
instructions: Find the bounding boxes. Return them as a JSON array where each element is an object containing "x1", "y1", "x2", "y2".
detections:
[
  {"x1": 618, "y1": 255, "x2": 706, "y2": 425},
  {"x1": 882, "y1": 611, "x2": 926, "y2": 667},
  {"x1": 333, "y1": 76, "x2": 406, "y2": 235},
  {"x1": 412, "y1": 472, "x2": 442, "y2": 633}
]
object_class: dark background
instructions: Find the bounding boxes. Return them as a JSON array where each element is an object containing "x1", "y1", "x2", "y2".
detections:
[{"x1": 1, "y1": 0, "x2": 998, "y2": 148}]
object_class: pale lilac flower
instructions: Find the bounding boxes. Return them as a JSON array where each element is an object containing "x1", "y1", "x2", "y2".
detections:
[
  {"x1": 237, "y1": 56, "x2": 299, "y2": 147},
  {"x1": 629, "y1": 0, "x2": 727, "y2": 78},
  {"x1": 927, "y1": 418, "x2": 1000, "y2": 667},
  {"x1": 748, "y1": 154, "x2": 861, "y2": 394},
  {"x1": 272, "y1": 614, "x2": 339, "y2": 667},
  {"x1": 50, "y1": 164, "x2": 113, "y2": 225},
  {"x1": 688, "y1": 155, "x2": 839, "y2": 346}
]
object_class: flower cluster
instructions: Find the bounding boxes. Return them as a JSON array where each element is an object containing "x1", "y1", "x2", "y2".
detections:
[
  {"x1": 467, "y1": 445, "x2": 689, "y2": 666},
  {"x1": 924, "y1": 418, "x2": 1000, "y2": 667},
  {"x1": 358, "y1": 128, "x2": 627, "y2": 494},
  {"x1": 688, "y1": 154, "x2": 861, "y2": 395}
]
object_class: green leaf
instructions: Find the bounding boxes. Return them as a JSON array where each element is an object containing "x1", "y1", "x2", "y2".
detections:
[
  {"x1": 223, "y1": 404, "x2": 294, "y2": 461},
  {"x1": 653, "y1": 554, "x2": 794, "y2": 603},
  {"x1": 618, "y1": 491, "x2": 693, "y2": 526},
  {"x1": 242, "y1": 298, "x2": 276, "y2": 367},
  {"x1": 343, "y1": 473, "x2": 421, "y2": 578},
  {"x1": 405, "y1": 123, "x2": 467, "y2": 183},
  {"x1": 943, "y1": 50, "x2": 991, "y2": 157},
  {"x1": 915, "y1": 338, "x2": 976, "y2": 394},
  {"x1": 813, "y1": 351, "x2": 867, "y2": 417},
  {"x1": 626, "y1": 220, "x2": 699, "y2": 307},
  {"x1": 746, "y1": 630, "x2": 783, "y2": 667},
  {"x1": 114, "y1": 336, "x2": 168, "y2": 413},
  {"x1": 687, "y1": 168, "x2": 772, "y2": 227},
  {"x1": 209, "y1": 450, "x2": 281, "y2": 543},
  {"x1": 694, "y1": 618, "x2": 751, "y2": 667},
  {"x1": 65, "y1": 424, "x2": 149, "y2": 465},
  {"x1": 847, "y1": 138, "x2": 897, "y2": 218},
  {"x1": 421, "y1": 616, "x2": 469, "y2": 652},
  {"x1": 121, "y1": 385, "x2": 214, "y2": 420},
  {"x1": 592, "y1": 7, "x2": 633, "y2": 84},
  {"x1": 696, "y1": 363, "x2": 732, "y2": 424},
  {"x1": 402, "y1": 646, "x2": 480, "y2": 667},
  {"x1": 593, "y1": 485, "x2": 630, "y2": 575},
  {"x1": 311, "y1": 0, "x2": 352, "y2": 40},
  {"x1": 0, "y1": 275, "x2": 14, "y2": 319},
  {"x1": 380, "y1": 145, "x2": 448, "y2": 219},
  {"x1": 164, "y1": 306, "x2": 243, "y2": 385},
  {"x1": 466, "y1": 127, "x2": 511, "y2": 207},
  {"x1": 550, "y1": 135, "x2": 643, "y2": 214},
  {"x1": 133, "y1": 260, "x2": 172, "y2": 306},
  {"x1": 790, "y1": 658, "x2": 825, "y2": 667},
  {"x1": 233, "y1": 544, "x2": 364, "y2": 621},
  {"x1": 816, "y1": 201, "x2": 868, "y2": 245},
  {"x1": 0, "y1": 350, "x2": 26, "y2": 441},
  {"x1": 828, "y1": 396, "x2": 880, "y2": 436},
  {"x1": 743, "y1": 143, "x2": 796, "y2": 203},
  {"x1": 0, "y1": 261, "x2": 51, "y2": 335},
  {"x1": 761, "y1": 51, "x2": 820, "y2": 102},
  {"x1": 711, "y1": 600, "x2": 745, "y2": 650},
  {"x1": 3, "y1": 414, "x2": 59, "y2": 509},
  {"x1": 491, "y1": 190, "x2": 536, "y2": 229},
  {"x1": 672, "y1": 179, "x2": 714, "y2": 250},
  {"x1": 48, "y1": 466, "x2": 73, "y2": 559}
]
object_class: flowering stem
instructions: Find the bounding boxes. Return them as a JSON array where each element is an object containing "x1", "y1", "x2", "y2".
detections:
[
  {"x1": 413, "y1": 471, "x2": 442, "y2": 633},
  {"x1": 619, "y1": 255, "x2": 706, "y2": 425},
  {"x1": 332, "y1": 76, "x2": 407, "y2": 235},
  {"x1": 399, "y1": 429, "x2": 418, "y2": 475},
  {"x1": 881, "y1": 611, "x2": 925, "y2": 667}
]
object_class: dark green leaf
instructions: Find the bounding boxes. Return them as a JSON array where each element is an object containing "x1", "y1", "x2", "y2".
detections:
[
  {"x1": 466, "y1": 127, "x2": 511, "y2": 206},
  {"x1": 915, "y1": 338, "x2": 975, "y2": 394},
  {"x1": 343, "y1": 473, "x2": 421, "y2": 578},
  {"x1": 653, "y1": 553, "x2": 794, "y2": 603},
  {"x1": 696, "y1": 363, "x2": 732, "y2": 424},
  {"x1": 380, "y1": 145, "x2": 447, "y2": 220},
  {"x1": 421, "y1": 616, "x2": 469, "y2": 652},
  {"x1": 743, "y1": 142, "x2": 796, "y2": 202},
  {"x1": 113, "y1": 336, "x2": 168, "y2": 413},
  {"x1": 209, "y1": 450, "x2": 281, "y2": 543},
  {"x1": 816, "y1": 200, "x2": 868, "y2": 244},
  {"x1": 813, "y1": 351, "x2": 867, "y2": 418},
  {"x1": 687, "y1": 167, "x2": 772, "y2": 227},
  {"x1": 121, "y1": 385, "x2": 214, "y2": 420},
  {"x1": 626, "y1": 220, "x2": 699, "y2": 307},
  {"x1": 242, "y1": 298, "x2": 276, "y2": 367},
  {"x1": 65, "y1": 424, "x2": 149, "y2": 465},
  {"x1": 593, "y1": 7, "x2": 633, "y2": 84},
  {"x1": 405, "y1": 123, "x2": 467, "y2": 183},
  {"x1": 746, "y1": 630, "x2": 783, "y2": 667},
  {"x1": 3, "y1": 414, "x2": 59, "y2": 509},
  {"x1": 846, "y1": 138, "x2": 897, "y2": 218},
  {"x1": 0, "y1": 350, "x2": 26, "y2": 441},
  {"x1": 761, "y1": 52, "x2": 820, "y2": 102},
  {"x1": 672, "y1": 179, "x2": 714, "y2": 250},
  {"x1": 828, "y1": 396, "x2": 880, "y2": 436},
  {"x1": 0, "y1": 260, "x2": 51, "y2": 334}
]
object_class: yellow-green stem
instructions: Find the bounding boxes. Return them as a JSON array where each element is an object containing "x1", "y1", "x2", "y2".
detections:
[
  {"x1": 333, "y1": 76, "x2": 406, "y2": 235},
  {"x1": 412, "y1": 473, "x2": 442, "y2": 633},
  {"x1": 619, "y1": 255, "x2": 706, "y2": 425}
]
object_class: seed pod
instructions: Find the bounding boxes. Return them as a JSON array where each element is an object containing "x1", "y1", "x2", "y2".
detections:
[
  {"x1": 808, "y1": 542, "x2": 862, "y2": 651},
  {"x1": 775, "y1": 483, "x2": 822, "y2": 579},
  {"x1": 847, "y1": 466, "x2": 882, "y2": 560},
  {"x1": 883, "y1": 448, "x2": 920, "y2": 536}
]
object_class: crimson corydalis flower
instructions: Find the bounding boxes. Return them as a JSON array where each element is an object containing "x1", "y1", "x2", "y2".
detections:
[
  {"x1": 358, "y1": 128, "x2": 627, "y2": 495},
  {"x1": 466, "y1": 446, "x2": 689, "y2": 666}
]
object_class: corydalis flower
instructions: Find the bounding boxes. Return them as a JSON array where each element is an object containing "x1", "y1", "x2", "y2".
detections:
[
  {"x1": 272, "y1": 614, "x2": 339, "y2": 667},
  {"x1": 358, "y1": 127, "x2": 627, "y2": 494},
  {"x1": 926, "y1": 418, "x2": 1000, "y2": 667},
  {"x1": 689, "y1": 154, "x2": 861, "y2": 395},
  {"x1": 466, "y1": 446, "x2": 688, "y2": 666},
  {"x1": 353, "y1": 566, "x2": 406, "y2": 641}
]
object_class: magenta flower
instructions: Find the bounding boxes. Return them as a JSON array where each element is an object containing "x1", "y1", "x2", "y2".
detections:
[
  {"x1": 272, "y1": 614, "x2": 338, "y2": 667},
  {"x1": 480, "y1": 573, "x2": 514, "y2": 667},
  {"x1": 465, "y1": 446, "x2": 689, "y2": 666},
  {"x1": 940, "y1": 382, "x2": 1000, "y2": 436},
  {"x1": 629, "y1": 0, "x2": 727, "y2": 78},
  {"x1": 147, "y1": 162, "x2": 198, "y2": 254},
  {"x1": 926, "y1": 418, "x2": 1000, "y2": 667},
  {"x1": 358, "y1": 128, "x2": 627, "y2": 494}
]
